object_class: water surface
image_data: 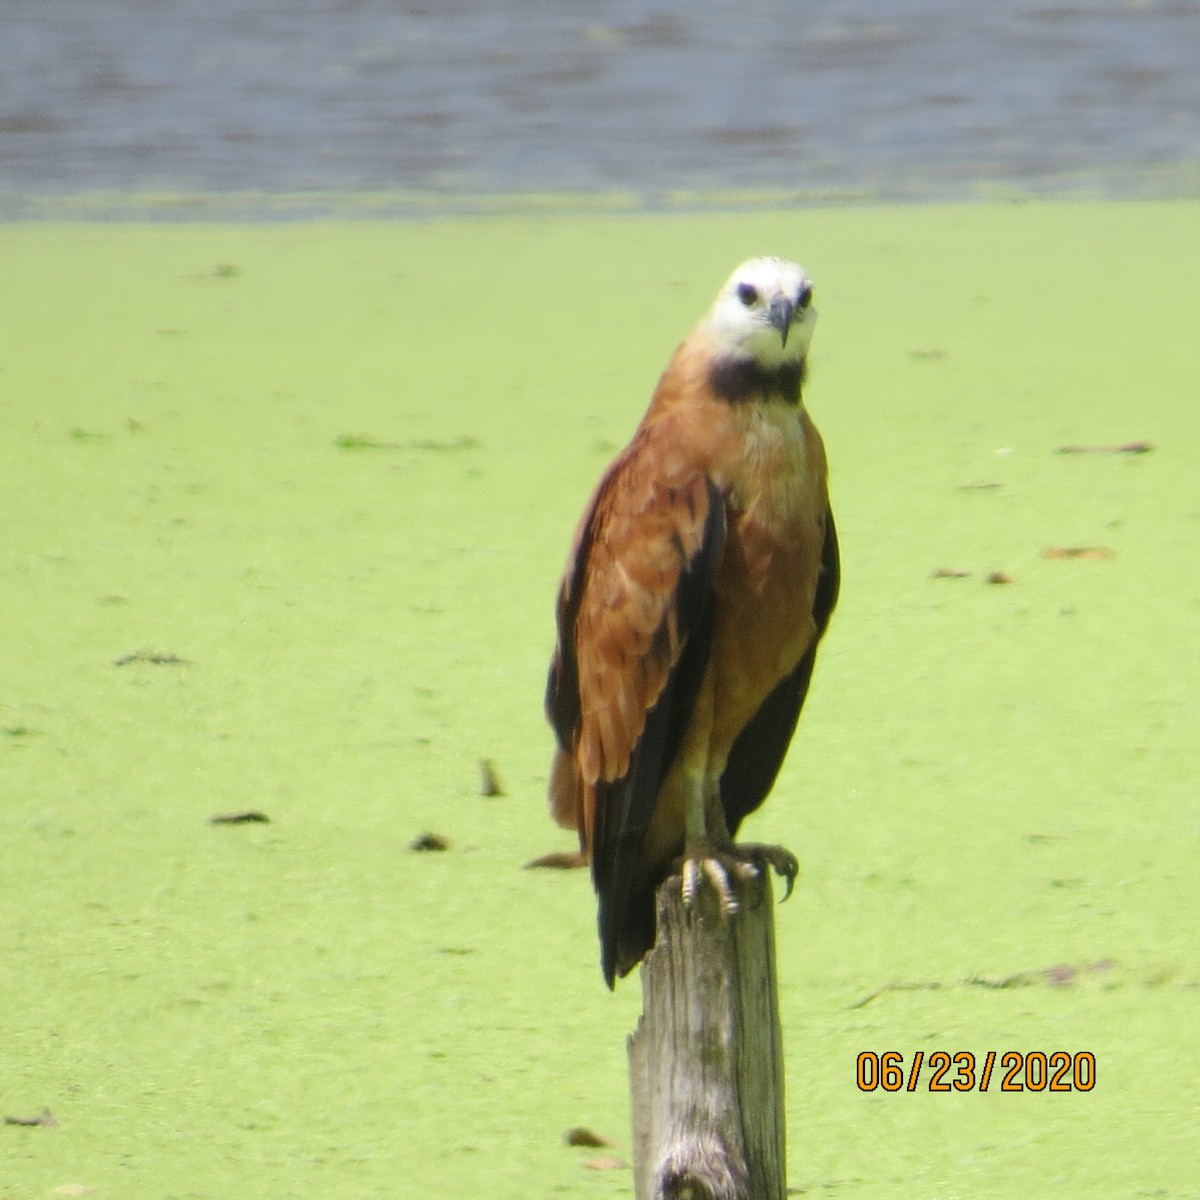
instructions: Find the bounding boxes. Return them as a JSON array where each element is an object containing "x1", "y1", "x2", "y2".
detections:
[{"x1": 3, "y1": 2, "x2": 1198, "y2": 212}]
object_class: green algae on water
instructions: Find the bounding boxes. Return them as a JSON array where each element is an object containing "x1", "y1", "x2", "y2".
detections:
[{"x1": 1, "y1": 202, "x2": 1197, "y2": 1199}]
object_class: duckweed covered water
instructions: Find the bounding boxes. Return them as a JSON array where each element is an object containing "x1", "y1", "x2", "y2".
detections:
[{"x1": 2, "y1": 202, "x2": 1197, "y2": 1197}]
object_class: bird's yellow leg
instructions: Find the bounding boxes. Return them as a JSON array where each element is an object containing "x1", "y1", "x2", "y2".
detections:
[
  {"x1": 679, "y1": 774, "x2": 741, "y2": 914},
  {"x1": 678, "y1": 773, "x2": 800, "y2": 914},
  {"x1": 673, "y1": 679, "x2": 799, "y2": 914},
  {"x1": 675, "y1": 677, "x2": 733, "y2": 911},
  {"x1": 678, "y1": 774, "x2": 761, "y2": 916}
]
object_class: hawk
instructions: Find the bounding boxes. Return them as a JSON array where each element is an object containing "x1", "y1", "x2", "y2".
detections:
[{"x1": 545, "y1": 257, "x2": 839, "y2": 987}]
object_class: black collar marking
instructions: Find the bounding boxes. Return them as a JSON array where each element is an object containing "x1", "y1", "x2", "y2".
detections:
[{"x1": 708, "y1": 356, "x2": 806, "y2": 405}]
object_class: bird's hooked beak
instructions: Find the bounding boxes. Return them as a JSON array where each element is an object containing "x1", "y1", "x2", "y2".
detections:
[{"x1": 767, "y1": 295, "x2": 795, "y2": 347}]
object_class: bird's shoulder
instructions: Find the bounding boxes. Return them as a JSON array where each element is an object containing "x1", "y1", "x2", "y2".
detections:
[{"x1": 577, "y1": 415, "x2": 720, "y2": 643}]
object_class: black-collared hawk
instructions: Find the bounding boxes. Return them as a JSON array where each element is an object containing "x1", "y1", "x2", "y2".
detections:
[{"x1": 545, "y1": 257, "x2": 839, "y2": 988}]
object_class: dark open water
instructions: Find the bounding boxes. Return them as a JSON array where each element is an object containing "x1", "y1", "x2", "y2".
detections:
[{"x1": 2, "y1": 0, "x2": 1198, "y2": 215}]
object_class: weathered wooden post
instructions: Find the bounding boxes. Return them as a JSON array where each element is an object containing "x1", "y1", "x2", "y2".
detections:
[{"x1": 627, "y1": 869, "x2": 786, "y2": 1200}]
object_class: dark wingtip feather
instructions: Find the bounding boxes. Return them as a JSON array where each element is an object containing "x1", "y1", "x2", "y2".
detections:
[{"x1": 601, "y1": 952, "x2": 617, "y2": 991}]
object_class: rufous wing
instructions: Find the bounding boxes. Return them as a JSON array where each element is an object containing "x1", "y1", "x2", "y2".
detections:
[{"x1": 545, "y1": 428, "x2": 726, "y2": 985}]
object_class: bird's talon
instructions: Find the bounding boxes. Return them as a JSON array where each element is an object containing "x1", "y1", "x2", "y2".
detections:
[
  {"x1": 709, "y1": 843, "x2": 801, "y2": 902},
  {"x1": 702, "y1": 859, "x2": 739, "y2": 916},
  {"x1": 681, "y1": 859, "x2": 701, "y2": 912},
  {"x1": 674, "y1": 843, "x2": 799, "y2": 919},
  {"x1": 757, "y1": 847, "x2": 798, "y2": 901}
]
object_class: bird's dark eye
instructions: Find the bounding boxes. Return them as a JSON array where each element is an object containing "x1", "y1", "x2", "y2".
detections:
[
  {"x1": 736, "y1": 282, "x2": 759, "y2": 307},
  {"x1": 796, "y1": 283, "x2": 813, "y2": 309}
]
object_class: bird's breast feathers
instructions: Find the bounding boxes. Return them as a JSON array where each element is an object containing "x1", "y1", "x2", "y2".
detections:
[
  {"x1": 717, "y1": 405, "x2": 827, "y2": 678},
  {"x1": 646, "y1": 378, "x2": 827, "y2": 545},
  {"x1": 724, "y1": 398, "x2": 824, "y2": 523}
]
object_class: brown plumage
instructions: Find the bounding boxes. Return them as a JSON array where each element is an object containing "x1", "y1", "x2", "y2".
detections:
[{"x1": 545, "y1": 257, "x2": 839, "y2": 987}]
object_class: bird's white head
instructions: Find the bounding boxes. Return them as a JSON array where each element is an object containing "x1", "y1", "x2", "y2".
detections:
[{"x1": 702, "y1": 256, "x2": 816, "y2": 370}]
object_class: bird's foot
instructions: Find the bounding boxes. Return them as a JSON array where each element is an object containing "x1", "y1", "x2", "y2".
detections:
[
  {"x1": 677, "y1": 843, "x2": 799, "y2": 917},
  {"x1": 735, "y1": 843, "x2": 800, "y2": 901},
  {"x1": 680, "y1": 851, "x2": 753, "y2": 917}
]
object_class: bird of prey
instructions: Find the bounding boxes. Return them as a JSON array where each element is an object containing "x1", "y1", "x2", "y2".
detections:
[{"x1": 545, "y1": 257, "x2": 839, "y2": 988}]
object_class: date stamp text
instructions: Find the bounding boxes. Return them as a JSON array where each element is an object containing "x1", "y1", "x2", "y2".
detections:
[{"x1": 856, "y1": 1051, "x2": 1096, "y2": 1093}]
